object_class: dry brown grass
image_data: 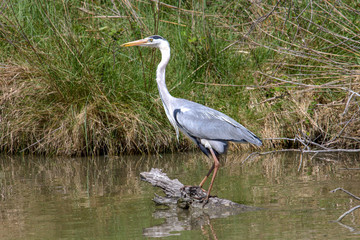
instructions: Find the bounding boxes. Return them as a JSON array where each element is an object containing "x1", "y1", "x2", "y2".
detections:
[{"x1": 0, "y1": 62, "x2": 181, "y2": 155}]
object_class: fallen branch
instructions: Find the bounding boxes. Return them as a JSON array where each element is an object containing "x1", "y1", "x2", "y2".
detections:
[
  {"x1": 331, "y1": 187, "x2": 360, "y2": 222},
  {"x1": 334, "y1": 205, "x2": 360, "y2": 222},
  {"x1": 335, "y1": 221, "x2": 360, "y2": 235},
  {"x1": 331, "y1": 187, "x2": 360, "y2": 201},
  {"x1": 140, "y1": 168, "x2": 260, "y2": 238},
  {"x1": 339, "y1": 168, "x2": 360, "y2": 170},
  {"x1": 242, "y1": 148, "x2": 360, "y2": 164}
]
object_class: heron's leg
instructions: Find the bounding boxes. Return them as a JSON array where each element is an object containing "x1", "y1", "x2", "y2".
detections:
[
  {"x1": 199, "y1": 163, "x2": 215, "y2": 188},
  {"x1": 204, "y1": 148, "x2": 220, "y2": 202}
]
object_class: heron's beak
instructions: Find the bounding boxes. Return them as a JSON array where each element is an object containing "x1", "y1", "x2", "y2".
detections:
[{"x1": 121, "y1": 39, "x2": 148, "y2": 47}]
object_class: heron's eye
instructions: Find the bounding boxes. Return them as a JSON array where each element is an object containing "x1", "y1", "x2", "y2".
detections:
[{"x1": 149, "y1": 39, "x2": 153, "y2": 42}]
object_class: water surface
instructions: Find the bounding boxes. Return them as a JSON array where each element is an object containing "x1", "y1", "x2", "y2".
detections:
[{"x1": 0, "y1": 152, "x2": 359, "y2": 239}]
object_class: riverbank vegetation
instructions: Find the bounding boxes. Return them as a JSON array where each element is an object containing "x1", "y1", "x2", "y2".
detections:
[{"x1": 1, "y1": 0, "x2": 359, "y2": 155}]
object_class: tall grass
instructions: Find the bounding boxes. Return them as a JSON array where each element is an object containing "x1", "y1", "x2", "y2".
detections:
[
  {"x1": 0, "y1": 0, "x2": 359, "y2": 155},
  {"x1": 243, "y1": 1, "x2": 360, "y2": 149}
]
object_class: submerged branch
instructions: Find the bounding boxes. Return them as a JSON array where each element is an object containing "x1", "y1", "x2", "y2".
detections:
[
  {"x1": 334, "y1": 205, "x2": 360, "y2": 222},
  {"x1": 243, "y1": 148, "x2": 360, "y2": 163},
  {"x1": 331, "y1": 187, "x2": 360, "y2": 222},
  {"x1": 331, "y1": 188, "x2": 360, "y2": 201}
]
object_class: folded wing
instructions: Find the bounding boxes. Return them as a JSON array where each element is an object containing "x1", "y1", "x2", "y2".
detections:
[{"x1": 173, "y1": 101, "x2": 262, "y2": 146}]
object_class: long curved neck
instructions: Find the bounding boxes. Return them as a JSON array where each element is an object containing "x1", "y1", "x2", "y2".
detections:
[
  {"x1": 155, "y1": 40, "x2": 180, "y2": 140},
  {"x1": 156, "y1": 41, "x2": 172, "y2": 104}
]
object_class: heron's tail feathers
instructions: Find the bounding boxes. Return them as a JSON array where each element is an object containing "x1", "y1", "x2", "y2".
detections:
[
  {"x1": 234, "y1": 128, "x2": 262, "y2": 146},
  {"x1": 249, "y1": 134, "x2": 262, "y2": 146}
]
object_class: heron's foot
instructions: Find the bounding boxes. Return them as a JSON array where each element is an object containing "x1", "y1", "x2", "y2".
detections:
[
  {"x1": 180, "y1": 185, "x2": 207, "y2": 201},
  {"x1": 202, "y1": 196, "x2": 210, "y2": 207},
  {"x1": 181, "y1": 185, "x2": 206, "y2": 192},
  {"x1": 200, "y1": 193, "x2": 218, "y2": 207}
]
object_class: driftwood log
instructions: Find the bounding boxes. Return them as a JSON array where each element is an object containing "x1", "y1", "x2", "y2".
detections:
[
  {"x1": 140, "y1": 168, "x2": 260, "y2": 237},
  {"x1": 140, "y1": 168, "x2": 258, "y2": 217}
]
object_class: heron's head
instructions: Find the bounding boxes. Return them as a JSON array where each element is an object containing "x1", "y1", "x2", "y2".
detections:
[{"x1": 121, "y1": 35, "x2": 167, "y2": 48}]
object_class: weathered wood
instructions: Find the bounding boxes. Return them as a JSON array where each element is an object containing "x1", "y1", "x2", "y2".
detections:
[
  {"x1": 140, "y1": 168, "x2": 184, "y2": 198},
  {"x1": 140, "y1": 168, "x2": 259, "y2": 218},
  {"x1": 331, "y1": 187, "x2": 360, "y2": 222}
]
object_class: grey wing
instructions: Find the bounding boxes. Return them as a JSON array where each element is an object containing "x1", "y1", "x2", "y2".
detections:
[{"x1": 173, "y1": 101, "x2": 262, "y2": 146}]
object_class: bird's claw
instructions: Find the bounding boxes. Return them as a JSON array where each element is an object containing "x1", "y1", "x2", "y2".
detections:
[
  {"x1": 180, "y1": 185, "x2": 208, "y2": 200},
  {"x1": 202, "y1": 196, "x2": 209, "y2": 207}
]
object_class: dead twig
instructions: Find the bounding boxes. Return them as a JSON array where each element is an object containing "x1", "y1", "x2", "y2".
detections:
[
  {"x1": 335, "y1": 221, "x2": 360, "y2": 234},
  {"x1": 297, "y1": 152, "x2": 303, "y2": 172},
  {"x1": 331, "y1": 187, "x2": 360, "y2": 201},
  {"x1": 334, "y1": 205, "x2": 360, "y2": 222},
  {"x1": 331, "y1": 187, "x2": 360, "y2": 222},
  {"x1": 242, "y1": 148, "x2": 360, "y2": 163},
  {"x1": 339, "y1": 168, "x2": 360, "y2": 170}
]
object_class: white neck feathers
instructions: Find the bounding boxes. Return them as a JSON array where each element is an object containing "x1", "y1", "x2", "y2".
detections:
[
  {"x1": 156, "y1": 41, "x2": 172, "y2": 102},
  {"x1": 155, "y1": 40, "x2": 180, "y2": 140}
]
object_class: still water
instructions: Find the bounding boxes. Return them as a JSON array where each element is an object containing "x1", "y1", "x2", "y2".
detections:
[{"x1": 0, "y1": 152, "x2": 359, "y2": 239}]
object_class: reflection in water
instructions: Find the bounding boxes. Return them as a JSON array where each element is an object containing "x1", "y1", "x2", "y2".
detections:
[
  {"x1": 336, "y1": 221, "x2": 360, "y2": 235},
  {"x1": 141, "y1": 167, "x2": 257, "y2": 238},
  {"x1": 0, "y1": 152, "x2": 359, "y2": 239},
  {"x1": 143, "y1": 152, "x2": 360, "y2": 238},
  {"x1": 143, "y1": 207, "x2": 219, "y2": 239}
]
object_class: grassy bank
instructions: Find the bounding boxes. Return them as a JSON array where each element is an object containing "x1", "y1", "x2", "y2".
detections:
[{"x1": 0, "y1": 0, "x2": 359, "y2": 155}]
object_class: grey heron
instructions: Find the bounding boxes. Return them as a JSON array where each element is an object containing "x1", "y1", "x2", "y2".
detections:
[{"x1": 121, "y1": 35, "x2": 262, "y2": 202}]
